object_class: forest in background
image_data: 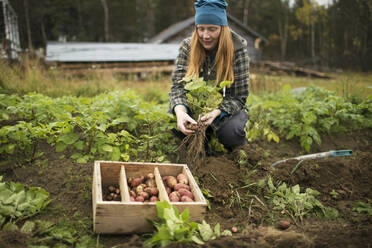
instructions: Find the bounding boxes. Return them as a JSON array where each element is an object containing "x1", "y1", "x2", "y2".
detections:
[{"x1": 8, "y1": 0, "x2": 372, "y2": 71}]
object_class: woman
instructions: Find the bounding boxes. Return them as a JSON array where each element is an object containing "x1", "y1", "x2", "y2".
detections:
[{"x1": 169, "y1": 0, "x2": 250, "y2": 151}]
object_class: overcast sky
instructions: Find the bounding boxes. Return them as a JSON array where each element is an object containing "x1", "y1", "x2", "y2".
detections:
[
  {"x1": 290, "y1": 0, "x2": 333, "y2": 6},
  {"x1": 315, "y1": 0, "x2": 332, "y2": 5}
]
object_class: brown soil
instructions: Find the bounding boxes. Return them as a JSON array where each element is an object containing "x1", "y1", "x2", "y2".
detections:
[{"x1": 1, "y1": 129, "x2": 372, "y2": 248}]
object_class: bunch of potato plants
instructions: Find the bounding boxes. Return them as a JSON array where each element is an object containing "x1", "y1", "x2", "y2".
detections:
[
  {"x1": 181, "y1": 76, "x2": 232, "y2": 165},
  {"x1": 162, "y1": 173, "x2": 195, "y2": 202},
  {"x1": 128, "y1": 173, "x2": 159, "y2": 202}
]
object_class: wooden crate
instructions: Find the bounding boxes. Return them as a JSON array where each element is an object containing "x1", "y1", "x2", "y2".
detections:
[{"x1": 92, "y1": 161, "x2": 207, "y2": 234}]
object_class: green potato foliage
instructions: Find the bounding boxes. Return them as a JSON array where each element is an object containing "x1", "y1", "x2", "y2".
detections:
[{"x1": 183, "y1": 76, "x2": 232, "y2": 120}]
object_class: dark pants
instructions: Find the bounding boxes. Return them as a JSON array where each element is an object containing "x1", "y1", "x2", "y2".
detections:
[
  {"x1": 216, "y1": 110, "x2": 248, "y2": 150},
  {"x1": 171, "y1": 110, "x2": 248, "y2": 151}
]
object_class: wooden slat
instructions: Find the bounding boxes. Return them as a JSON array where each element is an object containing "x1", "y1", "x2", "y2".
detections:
[
  {"x1": 120, "y1": 166, "x2": 130, "y2": 202},
  {"x1": 97, "y1": 161, "x2": 185, "y2": 178},
  {"x1": 100, "y1": 162, "x2": 121, "y2": 185},
  {"x1": 182, "y1": 167, "x2": 206, "y2": 203},
  {"x1": 95, "y1": 202, "x2": 157, "y2": 233},
  {"x1": 94, "y1": 161, "x2": 103, "y2": 202},
  {"x1": 93, "y1": 161, "x2": 103, "y2": 233},
  {"x1": 154, "y1": 167, "x2": 169, "y2": 202}
]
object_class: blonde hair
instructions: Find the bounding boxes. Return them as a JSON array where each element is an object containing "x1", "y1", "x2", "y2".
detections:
[{"x1": 185, "y1": 26, "x2": 234, "y2": 84}]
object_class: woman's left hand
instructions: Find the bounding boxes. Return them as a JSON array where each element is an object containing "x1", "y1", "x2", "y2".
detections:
[{"x1": 199, "y1": 109, "x2": 221, "y2": 126}]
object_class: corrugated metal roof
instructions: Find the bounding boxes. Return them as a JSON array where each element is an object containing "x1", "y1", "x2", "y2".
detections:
[{"x1": 46, "y1": 42, "x2": 180, "y2": 62}]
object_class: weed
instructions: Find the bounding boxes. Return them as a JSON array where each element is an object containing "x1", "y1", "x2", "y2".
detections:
[
  {"x1": 265, "y1": 176, "x2": 339, "y2": 224},
  {"x1": 352, "y1": 200, "x2": 372, "y2": 216}
]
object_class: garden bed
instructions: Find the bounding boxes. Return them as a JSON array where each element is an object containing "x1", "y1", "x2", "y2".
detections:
[{"x1": 1, "y1": 128, "x2": 371, "y2": 247}]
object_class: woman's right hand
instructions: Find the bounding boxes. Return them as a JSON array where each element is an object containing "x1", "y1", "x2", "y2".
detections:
[{"x1": 174, "y1": 105, "x2": 197, "y2": 135}]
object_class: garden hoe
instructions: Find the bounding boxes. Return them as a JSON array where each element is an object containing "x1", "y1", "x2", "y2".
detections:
[{"x1": 271, "y1": 150, "x2": 353, "y2": 168}]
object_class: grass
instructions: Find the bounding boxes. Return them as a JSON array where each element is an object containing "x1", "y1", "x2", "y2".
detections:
[
  {"x1": 0, "y1": 56, "x2": 172, "y2": 98},
  {"x1": 250, "y1": 72, "x2": 372, "y2": 98},
  {"x1": 0, "y1": 56, "x2": 371, "y2": 99}
]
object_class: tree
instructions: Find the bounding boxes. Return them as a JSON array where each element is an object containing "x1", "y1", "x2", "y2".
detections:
[
  {"x1": 243, "y1": 0, "x2": 252, "y2": 26},
  {"x1": 23, "y1": 0, "x2": 32, "y2": 51},
  {"x1": 276, "y1": 0, "x2": 290, "y2": 60},
  {"x1": 101, "y1": 0, "x2": 110, "y2": 42}
]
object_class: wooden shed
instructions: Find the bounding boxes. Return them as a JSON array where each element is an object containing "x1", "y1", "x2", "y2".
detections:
[
  {"x1": 148, "y1": 14, "x2": 267, "y2": 62},
  {"x1": 45, "y1": 42, "x2": 180, "y2": 74}
]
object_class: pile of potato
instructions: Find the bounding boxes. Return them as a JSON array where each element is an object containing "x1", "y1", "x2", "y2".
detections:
[
  {"x1": 105, "y1": 185, "x2": 121, "y2": 201},
  {"x1": 163, "y1": 173, "x2": 195, "y2": 202},
  {"x1": 127, "y1": 173, "x2": 159, "y2": 202}
]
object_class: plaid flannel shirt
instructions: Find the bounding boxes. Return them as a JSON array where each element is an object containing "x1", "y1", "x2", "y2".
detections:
[{"x1": 169, "y1": 30, "x2": 250, "y2": 130}]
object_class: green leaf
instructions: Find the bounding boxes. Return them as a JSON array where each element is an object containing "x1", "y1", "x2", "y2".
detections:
[
  {"x1": 21, "y1": 221, "x2": 36, "y2": 234},
  {"x1": 76, "y1": 235, "x2": 102, "y2": 248},
  {"x1": 214, "y1": 223, "x2": 221, "y2": 237},
  {"x1": 74, "y1": 140, "x2": 84, "y2": 150},
  {"x1": 219, "y1": 80, "x2": 233, "y2": 88},
  {"x1": 56, "y1": 142, "x2": 68, "y2": 152},
  {"x1": 156, "y1": 201, "x2": 171, "y2": 219},
  {"x1": 221, "y1": 230, "x2": 233, "y2": 236},
  {"x1": 59, "y1": 132, "x2": 79, "y2": 145},
  {"x1": 180, "y1": 209, "x2": 190, "y2": 223},
  {"x1": 2, "y1": 222, "x2": 18, "y2": 231},
  {"x1": 191, "y1": 235, "x2": 205, "y2": 245},
  {"x1": 101, "y1": 144, "x2": 113, "y2": 152},
  {"x1": 198, "y1": 220, "x2": 215, "y2": 241}
]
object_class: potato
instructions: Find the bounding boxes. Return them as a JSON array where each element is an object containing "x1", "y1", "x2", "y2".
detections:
[
  {"x1": 106, "y1": 194, "x2": 113, "y2": 201},
  {"x1": 127, "y1": 177, "x2": 133, "y2": 185},
  {"x1": 174, "y1": 183, "x2": 191, "y2": 191},
  {"x1": 130, "y1": 196, "x2": 135, "y2": 202},
  {"x1": 115, "y1": 188, "x2": 120, "y2": 194},
  {"x1": 146, "y1": 173, "x2": 155, "y2": 180},
  {"x1": 112, "y1": 193, "x2": 119, "y2": 200},
  {"x1": 185, "y1": 122, "x2": 198, "y2": 131},
  {"x1": 169, "y1": 191, "x2": 180, "y2": 202},
  {"x1": 129, "y1": 190, "x2": 137, "y2": 198},
  {"x1": 135, "y1": 196, "x2": 144, "y2": 202},
  {"x1": 145, "y1": 187, "x2": 159, "y2": 196},
  {"x1": 165, "y1": 187, "x2": 171, "y2": 195},
  {"x1": 140, "y1": 191, "x2": 150, "y2": 200},
  {"x1": 279, "y1": 220, "x2": 290, "y2": 230},
  {"x1": 146, "y1": 179, "x2": 156, "y2": 188},
  {"x1": 178, "y1": 188, "x2": 194, "y2": 200},
  {"x1": 149, "y1": 196, "x2": 158, "y2": 202},
  {"x1": 162, "y1": 176, "x2": 168, "y2": 182},
  {"x1": 131, "y1": 177, "x2": 143, "y2": 188},
  {"x1": 167, "y1": 176, "x2": 178, "y2": 189},
  {"x1": 136, "y1": 185, "x2": 144, "y2": 195},
  {"x1": 177, "y1": 174, "x2": 189, "y2": 185},
  {"x1": 231, "y1": 227, "x2": 238, "y2": 233},
  {"x1": 181, "y1": 196, "x2": 194, "y2": 202},
  {"x1": 108, "y1": 185, "x2": 116, "y2": 192}
]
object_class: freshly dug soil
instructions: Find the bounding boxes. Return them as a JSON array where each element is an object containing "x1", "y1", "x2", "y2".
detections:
[{"x1": 1, "y1": 129, "x2": 371, "y2": 248}]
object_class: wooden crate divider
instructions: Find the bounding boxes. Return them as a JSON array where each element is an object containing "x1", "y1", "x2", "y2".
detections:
[{"x1": 119, "y1": 166, "x2": 130, "y2": 202}]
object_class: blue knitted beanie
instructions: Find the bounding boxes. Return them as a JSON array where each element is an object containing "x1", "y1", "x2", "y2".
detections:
[{"x1": 194, "y1": 0, "x2": 228, "y2": 26}]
